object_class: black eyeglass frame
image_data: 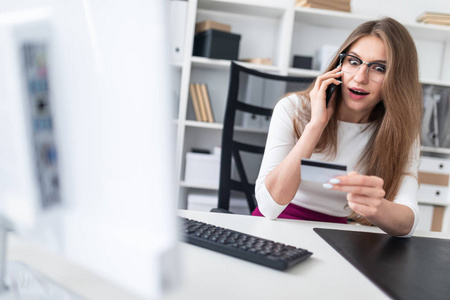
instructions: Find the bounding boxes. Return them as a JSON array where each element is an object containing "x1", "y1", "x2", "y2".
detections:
[{"x1": 338, "y1": 53, "x2": 387, "y2": 82}]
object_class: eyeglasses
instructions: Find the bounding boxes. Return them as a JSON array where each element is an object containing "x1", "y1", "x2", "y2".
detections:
[{"x1": 339, "y1": 53, "x2": 387, "y2": 83}]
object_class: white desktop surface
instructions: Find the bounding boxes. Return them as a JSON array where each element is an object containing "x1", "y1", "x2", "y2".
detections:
[
  {"x1": 5, "y1": 210, "x2": 450, "y2": 300},
  {"x1": 173, "y1": 210, "x2": 450, "y2": 300}
]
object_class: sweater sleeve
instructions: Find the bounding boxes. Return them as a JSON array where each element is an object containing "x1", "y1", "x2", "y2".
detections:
[
  {"x1": 393, "y1": 138, "x2": 421, "y2": 238},
  {"x1": 254, "y1": 96, "x2": 299, "y2": 219}
]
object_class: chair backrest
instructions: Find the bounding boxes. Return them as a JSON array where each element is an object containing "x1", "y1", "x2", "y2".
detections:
[{"x1": 217, "y1": 61, "x2": 315, "y2": 214}]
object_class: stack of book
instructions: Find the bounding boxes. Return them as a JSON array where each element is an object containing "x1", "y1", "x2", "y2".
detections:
[
  {"x1": 296, "y1": 0, "x2": 351, "y2": 12},
  {"x1": 189, "y1": 83, "x2": 215, "y2": 123},
  {"x1": 417, "y1": 12, "x2": 450, "y2": 26}
]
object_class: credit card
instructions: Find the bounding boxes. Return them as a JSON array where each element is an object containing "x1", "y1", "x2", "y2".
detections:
[{"x1": 301, "y1": 159, "x2": 347, "y2": 183}]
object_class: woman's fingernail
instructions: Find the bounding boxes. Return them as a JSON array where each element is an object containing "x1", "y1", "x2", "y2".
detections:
[
  {"x1": 329, "y1": 178, "x2": 340, "y2": 184},
  {"x1": 336, "y1": 80, "x2": 342, "y2": 84},
  {"x1": 336, "y1": 71, "x2": 342, "y2": 75},
  {"x1": 323, "y1": 183, "x2": 333, "y2": 189}
]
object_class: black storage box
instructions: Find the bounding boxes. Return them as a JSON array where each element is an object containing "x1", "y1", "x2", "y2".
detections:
[
  {"x1": 293, "y1": 55, "x2": 313, "y2": 69},
  {"x1": 193, "y1": 29, "x2": 241, "y2": 60}
]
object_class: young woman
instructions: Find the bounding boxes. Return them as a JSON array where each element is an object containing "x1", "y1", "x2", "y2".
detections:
[{"x1": 252, "y1": 17, "x2": 423, "y2": 237}]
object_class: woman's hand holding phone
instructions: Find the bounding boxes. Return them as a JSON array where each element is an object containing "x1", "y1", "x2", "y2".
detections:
[{"x1": 309, "y1": 65, "x2": 342, "y2": 127}]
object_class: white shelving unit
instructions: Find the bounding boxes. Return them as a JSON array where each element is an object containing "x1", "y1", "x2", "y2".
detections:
[{"x1": 171, "y1": 0, "x2": 450, "y2": 231}]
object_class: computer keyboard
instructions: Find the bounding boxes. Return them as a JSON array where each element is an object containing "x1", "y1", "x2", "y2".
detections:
[{"x1": 180, "y1": 217, "x2": 313, "y2": 270}]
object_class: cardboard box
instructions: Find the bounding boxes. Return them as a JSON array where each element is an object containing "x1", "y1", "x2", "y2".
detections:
[
  {"x1": 240, "y1": 58, "x2": 273, "y2": 65},
  {"x1": 195, "y1": 20, "x2": 231, "y2": 34}
]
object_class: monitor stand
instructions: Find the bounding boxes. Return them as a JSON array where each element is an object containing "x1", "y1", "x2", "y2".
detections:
[{"x1": 0, "y1": 224, "x2": 83, "y2": 300}]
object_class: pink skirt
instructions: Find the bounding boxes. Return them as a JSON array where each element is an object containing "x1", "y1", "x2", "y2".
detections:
[{"x1": 252, "y1": 203, "x2": 347, "y2": 224}]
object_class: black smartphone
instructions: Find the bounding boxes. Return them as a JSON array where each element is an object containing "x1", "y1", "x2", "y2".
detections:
[
  {"x1": 325, "y1": 83, "x2": 337, "y2": 107},
  {"x1": 325, "y1": 67, "x2": 341, "y2": 107}
]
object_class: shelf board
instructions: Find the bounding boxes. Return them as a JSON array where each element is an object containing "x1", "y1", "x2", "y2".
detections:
[
  {"x1": 288, "y1": 67, "x2": 321, "y2": 77},
  {"x1": 421, "y1": 146, "x2": 450, "y2": 156},
  {"x1": 420, "y1": 77, "x2": 450, "y2": 86},
  {"x1": 191, "y1": 56, "x2": 231, "y2": 70},
  {"x1": 185, "y1": 120, "x2": 223, "y2": 130},
  {"x1": 237, "y1": 61, "x2": 280, "y2": 73},
  {"x1": 180, "y1": 181, "x2": 219, "y2": 190},
  {"x1": 185, "y1": 120, "x2": 268, "y2": 134},
  {"x1": 405, "y1": 21, "x2": 450, "y2": 42},
  {"x1": 197, "y1": 0, "x2": 287, "y2": 19},
  {"x1": 418, "y1": 200, "x2": 449, "y2": 207},
  {"x1": 191, "y1": 56, "x2": 280, "y2": 73}
]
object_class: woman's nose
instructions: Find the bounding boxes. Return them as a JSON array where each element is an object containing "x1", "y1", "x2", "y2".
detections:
[{"x1": 353, "y1": 64, "x2": 369, "y2": 84}]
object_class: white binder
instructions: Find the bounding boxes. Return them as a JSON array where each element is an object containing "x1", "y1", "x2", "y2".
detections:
[{"x1": 169, "y1": 1, "x2": 188, "y2": 63}]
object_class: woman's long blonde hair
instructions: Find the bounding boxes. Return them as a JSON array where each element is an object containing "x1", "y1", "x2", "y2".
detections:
[{"x1": 294, "y1": 18, "x2": 423, "y2": 220}]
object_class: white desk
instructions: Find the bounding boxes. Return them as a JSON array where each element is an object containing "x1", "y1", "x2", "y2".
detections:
[
  {"x1": 5, "y1": 210, "x2": 450, "y2": 300},
  {"x1": 171, "y1": 210, "x2": 450, "y2": 300}
]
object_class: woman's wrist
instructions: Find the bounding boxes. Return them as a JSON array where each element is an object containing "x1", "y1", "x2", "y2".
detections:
[
  {"x1": 366, "y1": 199, "x2": 414, "y2": 236},
  {"x1": 303, "y1": 121, "x2": 326, "y2": 138},
  {"x1": 291, "y1": 121, "x2": 325, "y2": 162}
]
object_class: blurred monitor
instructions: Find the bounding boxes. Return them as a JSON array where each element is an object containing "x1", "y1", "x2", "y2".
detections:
[{"x1": 0, "y1": 1, "x2": 177, "y2": 298}]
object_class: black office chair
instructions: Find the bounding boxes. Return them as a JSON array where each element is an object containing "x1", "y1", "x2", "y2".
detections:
[{"x1": 212, "y1": 61, "x2": 315, "y2": 214}]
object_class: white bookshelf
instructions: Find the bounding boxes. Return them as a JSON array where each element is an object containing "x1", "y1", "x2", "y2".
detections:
[{"x1": 171, "y1": 0, "x2": 450, "y2": 231}]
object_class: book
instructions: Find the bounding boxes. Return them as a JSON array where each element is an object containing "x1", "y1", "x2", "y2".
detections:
[
  {"x1": 301, "y1": 3, "x2": 350, "y2": 12},
  {"x1": 421, "y1": 20, "x2": 450, "y2": 26},
  {"x1": 296, "y1": 0, "x2": 350, "y2": 12},
  {"x1": 240, "y1": 58, "x2": 273, "y2": 65},
  {"x1": 194, "y1": 83, "x2": 208, "y2": 122},
  {"x1": 200, "y1": 84, "x2": 215, "y2": 123},
  {"x1": 189, "y1": 83, "x2": 202, "y2": 121},
  {"x1": 297, "y1": 0, "x2": 350, "y2": 5},
  {"x1": 195, "y1": 20, "x2": 231, "y2": 34},
  {"x1": 417, "y1": 12, "x2": 450, "y2": 26},
  {"x1": 417, "y1": 12, "x2": 450, "y2": 21}
]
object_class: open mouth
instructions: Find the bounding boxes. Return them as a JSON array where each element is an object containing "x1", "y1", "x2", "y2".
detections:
[{"x1": 349, "y1": 88, "x2": 369, "y2": 96}]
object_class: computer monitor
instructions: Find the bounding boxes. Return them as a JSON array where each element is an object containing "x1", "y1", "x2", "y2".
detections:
[{"x1": 0, "y1": 1, "x2": 178, "y2": 298}]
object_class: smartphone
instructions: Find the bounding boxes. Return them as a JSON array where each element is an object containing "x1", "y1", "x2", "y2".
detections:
[
  {"x1": 325, "y1": 83, "x2": 337, "y2": 107},
  {"x1": 325, "y1": 67, "x2": 341, "y2": 107}
]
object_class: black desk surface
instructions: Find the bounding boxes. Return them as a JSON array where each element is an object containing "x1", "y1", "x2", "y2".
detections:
[{"x1": 314, "y1": 228, "x2": 450, "y2": 300}]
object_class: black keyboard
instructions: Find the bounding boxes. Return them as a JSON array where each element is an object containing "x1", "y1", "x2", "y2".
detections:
[{"x1": 180, "y1": 217, "x2": 313, "y2": 270}]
